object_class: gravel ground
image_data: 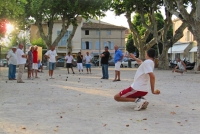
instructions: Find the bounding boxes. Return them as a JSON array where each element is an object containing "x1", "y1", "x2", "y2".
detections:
[{"x1": 0, "y1": 66, "x2": 200, "y2": 134}]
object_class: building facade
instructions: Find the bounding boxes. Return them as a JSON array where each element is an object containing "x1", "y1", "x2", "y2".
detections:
[
  {"x1": 168, "y1": 19, "x2": 197, "y2": 62},
  {"x1": 30, "y1": 18, "x2": 127, "y2": 59}
]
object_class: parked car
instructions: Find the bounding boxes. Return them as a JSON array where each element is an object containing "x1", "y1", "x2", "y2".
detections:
[
  {"x1": 121, "y1": 58, "x2": 138, "y2": 68},
  {"x1": 56, "y1": 58, "x2": 77, "y2": 67},
  {"x1": 108, "y1": 59, "x2": 115, "y2": 66},
  {"x1": 0, "y1": 59, "x2": 8, "y2": 67}
]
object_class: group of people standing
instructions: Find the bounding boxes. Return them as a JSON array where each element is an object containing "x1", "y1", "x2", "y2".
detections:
[
  {"x1": 65, "y1": 51, "x2": 92, "y2": 74},
  {"x1": 6, "y1": 44, "x2": 41, "y2": 83}
]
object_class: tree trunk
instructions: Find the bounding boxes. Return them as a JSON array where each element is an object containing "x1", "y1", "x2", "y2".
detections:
[
  {"x1": 197, "y1": 0, "x2": 200, "y2": 21},
  {"x1": 196, "y1": 39, "x2": 200, "y2": 71},
  {"x1": 139, "y1": 47, "x2": 146, "y2": 60},
  {"x1": 158, "y1": 46, "x2": 170, "y2": 70},
  {"x1": 67, "y1": 24, "x2": 78, "y2": 53}
]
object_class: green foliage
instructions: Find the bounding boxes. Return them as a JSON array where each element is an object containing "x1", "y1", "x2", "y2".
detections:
[
  {"x1": 31, "y1": 38, "x2": 47, "y2": 49},
  {"x1": 126, "y1": 34, "x2": 138, "y2": 54}
]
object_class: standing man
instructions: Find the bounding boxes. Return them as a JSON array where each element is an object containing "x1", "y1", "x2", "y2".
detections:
[
  {"x1": 27, "y1": 46, "x2": 34, "y2": 79},
  {"x1": 77, "y1": 52, "x2": 83, "y2": 74},
  {"x1": 113, "y1": 45, "x2": 123, "y2": 82},
  {"x1": 44, "y1": 46, "x2": 58, "y2": 79},
  {"x1": 6, "y1": 46, "x2": 17, "y2": 80},
  {"x1": 32, "y1": 46, "x2": 39, "y2": 78},
  {"x1": 100, "y1": 46, "x2": 110, "y2": 79},
  {"x1": 84, "y1": 52, "x2": 92, "y2": 74},
  {"x1": 172, "y1": 58, "x2": 187, "y2": 74},
  {"x1": 65, "y1": 52, "x2": 75, "y2": 74},
  {"x1": 16, "y1": 44, "x2": 27, "y2": 83}
]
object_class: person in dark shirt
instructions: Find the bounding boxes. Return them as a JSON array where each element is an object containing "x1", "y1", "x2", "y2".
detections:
[
  {"x1": 77, "y1": 52, "x2": 83, "y2": 73},
  {"x1": 100, "y1": 46, "x2": 110, "y2": 79}
]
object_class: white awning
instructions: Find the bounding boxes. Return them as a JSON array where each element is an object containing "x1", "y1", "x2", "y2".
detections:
[
  {"x1": 168, "y1": 43, "x2": 189, "y2": 53},
  {"x1": 189, "y1": 46, "x2": 197, "y2": 52}
]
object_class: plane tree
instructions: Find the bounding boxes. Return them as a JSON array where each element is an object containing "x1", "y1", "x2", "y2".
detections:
[
  {"x1": 28, "y1": 0, "x2": 111, "y2": 52},
  {"x1": 111, "y1": 0, "x2": 187, "y2": 69}
]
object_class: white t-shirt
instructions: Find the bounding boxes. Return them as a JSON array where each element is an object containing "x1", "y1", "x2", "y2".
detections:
[
  {"x1": 131, "y1": 59, "x2": 154, "y2": 92},
  {"x1": 65, "y1": 55, "x2": 74, "y2": 63},
  {"x1": 6, "y1": 50, "x2": 17, "y2": 65},
  {"x1": 45, "y1": 50, "x2": 57, "y2": 62},
  {"x1": 84, "y1": 55, "x2": 92, "y2": 64},
  {"x1": 177, "y1": 62, "x2": 184, "y2": 70},
  {"x1": 16, "y1": 48, "x2": 26, "y2": 64}
]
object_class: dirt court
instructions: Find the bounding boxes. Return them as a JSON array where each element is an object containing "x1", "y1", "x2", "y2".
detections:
[{"x1": 0, "y1": 67, "x2": 200, "y2": 134}]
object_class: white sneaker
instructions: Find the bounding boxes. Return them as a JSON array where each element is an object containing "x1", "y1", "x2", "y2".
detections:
[
  {"x1": 134, "y1": 99, "x2": 147, "y2": 111},
  {"x1": 140, "y1": 97, "x2": 149, "y2": 109}
]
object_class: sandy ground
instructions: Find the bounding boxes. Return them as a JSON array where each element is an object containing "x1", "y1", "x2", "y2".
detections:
[{"x1": 0, "y1": 66, "x2": 200, "y2": 134}]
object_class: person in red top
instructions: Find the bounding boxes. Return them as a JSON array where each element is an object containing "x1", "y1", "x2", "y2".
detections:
[{"x1": 32, "y1": 46, "x2": 39, "y2": 78}]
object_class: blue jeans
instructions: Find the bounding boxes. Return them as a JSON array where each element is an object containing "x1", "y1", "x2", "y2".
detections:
[
  {"x1": 102, "y1": 64, "x2": 109, "y2": 79},
  {"x1": 49, "y1": 62, "x2": 55, "y2": 70},
  {"x1": 8, "y1": 64, "x2": 16, "y2": 79}
]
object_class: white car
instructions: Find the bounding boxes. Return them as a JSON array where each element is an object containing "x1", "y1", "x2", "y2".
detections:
[{"x1": 121, "y1": 58, "x2": 139, "y2": 68}]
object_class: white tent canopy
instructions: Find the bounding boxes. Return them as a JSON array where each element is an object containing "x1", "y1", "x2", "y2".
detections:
[
  {"x1": 168, "y1": 43, "x2": 189, "y2": 53},
  {"x1": 189, "y1": 46, "x2": 197, "y2": 52}
]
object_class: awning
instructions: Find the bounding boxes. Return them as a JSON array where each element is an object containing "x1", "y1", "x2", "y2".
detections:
[
  {"x1": 168, "y1": 43, "x2": 189, "y2": 53},
  {"x1": 189, "y1": 46, "x2": 197, "y2": 52}
]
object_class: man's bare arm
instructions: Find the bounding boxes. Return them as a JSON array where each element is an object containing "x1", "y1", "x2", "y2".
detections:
[{"x1": 129, "y1": 53, "x2": 143, "y2": 64}]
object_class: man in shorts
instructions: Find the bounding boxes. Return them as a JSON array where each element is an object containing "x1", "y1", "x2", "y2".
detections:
[
  {"x1": 113, "y1": 45, "x2": 123, "y2": 82},
  {"x1": 27, "y1": 46, "x2": 34, "y2": 79},
  {"x1": 45, "y1": 46, "x2": 58, "y2": 79},
  {"x1": 84, "y1": 52, "x2": 92, "y2": 74},
  {"x1": 77, "y1": 52, "x2": 83, "y2": 74},
  {"x1": 172, "y1": 58, "x2": 186, "y2": 74},
  {"x1": 32, "y1": 46, "x2": 39, "y2": 78},
  {"x1": 65, "y1": 52, "x2": 75, "y2": 74},
  {"x1": 114, "y1": 48, "x2": 159, "y2": 111}
]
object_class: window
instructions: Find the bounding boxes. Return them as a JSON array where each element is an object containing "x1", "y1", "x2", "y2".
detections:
[
  {"x1": 82, "y1": 41, "x2": 92, "y2": 50},
  {"x1": 186, "y1": 31, "x2": 190, "y2": 41},
  {"x1": 85, "y1": 30, "x2": 89, "y2": 35},
  {"x1": 107, "y1": 30, "x2": 111, "y2": 35},
  {"x1": 96, "y1": 41, "x2": 100, "y2": 50},
  {"x1": 104, "y1": 41, "x2": 114, "y2": 49},
  {"x1": 86, "y1": 41, "x2": 89, "y2": 49}
]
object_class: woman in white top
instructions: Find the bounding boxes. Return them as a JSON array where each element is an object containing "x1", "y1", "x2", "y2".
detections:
[{"x1": 65, "y1": 52, "x2": 75, "y2": 74}]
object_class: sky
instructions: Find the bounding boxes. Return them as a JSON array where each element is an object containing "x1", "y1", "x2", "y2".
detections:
[{"x1": 101, "y1": 7, "x2": 169, "y2": 28}]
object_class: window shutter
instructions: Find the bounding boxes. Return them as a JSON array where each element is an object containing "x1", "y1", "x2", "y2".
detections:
[
  {"x1": 96, "y1": 41, "x2": 99, "y2": 50},
  {"x1": 111, "y1": 42, "x2": 114, "y2": 49},
  {"x1": 82, "y1": 42, "x2": 86, "y2": 50},
  {"x1": 89, "y1": 42, "x2": 92, "y2": 49},
  {"x1": 57, "y1": 31, "x2": 61, "y2": 46},
  {"x1": 104, "y1": 41, "x2": 107, "y2": 48}
]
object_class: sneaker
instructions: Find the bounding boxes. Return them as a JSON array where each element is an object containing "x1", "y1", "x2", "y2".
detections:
[
  {"x1": 134, "y1": 99, "x2": 147, "y2": 111},
  {"x1": 142, "y1": 101, "x2": 149, "y2": 109}
]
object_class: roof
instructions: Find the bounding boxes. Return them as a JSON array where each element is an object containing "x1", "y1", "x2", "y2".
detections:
[{"x1": 81, "y1": 22, "x2": 127, "y2": 30}]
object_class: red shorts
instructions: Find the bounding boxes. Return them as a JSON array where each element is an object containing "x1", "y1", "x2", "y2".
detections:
[{"x1": 119, "y1": 87, "x2": 148, "y2": 98}]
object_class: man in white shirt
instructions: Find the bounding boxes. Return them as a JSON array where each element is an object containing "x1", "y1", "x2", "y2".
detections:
[
  {"x1": 65, "y1": 52, "x2": 75, "y2": 74},
  {"x1": 84, "y1": 52, "x2": 92, "y2": 74},
  {"x1": 114, "y1": 48, "x2": 160, "y2": 111},
  {"x1": 172, "y1": 58, "x2": 186, "y2": 74},
  {"x1": 44, "y1": 46, "x2": 58, "y2": 79},
  {"x1": 16, "y1": 44, "x2": 27, "y2": 83},
  {"x1": 6, "y1": 46, "x2": 17, "y2": 80}
]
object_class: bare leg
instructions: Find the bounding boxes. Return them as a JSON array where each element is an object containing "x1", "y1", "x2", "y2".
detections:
[
  {"x1": 48, "y1": 70, "x2": 51, "y2": 76},
  {"x1": 67, "y1": 68, "x2": 69, "y2": 73},
  {"x1": 71, "y1": 68, "x2": 74, "y2": 73},
  {"x1": 114, "y1": 93, "x2": 136, "y2": 102},
  {"x1": 118, "y1": 71, "x2": 120, "y2": 80},
  {"x1": 89, "y1": 68, "x2": 91, "y2": 73},
  {"x1": 114, "y1": 70, "x2": 117, "y2": 80},
  {"x1": 86, "y1": 68, "x2": 88, "y2": 73}
]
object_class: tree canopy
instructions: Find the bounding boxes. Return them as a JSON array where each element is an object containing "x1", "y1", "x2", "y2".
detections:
[{"x1": 27, "y1": 0, "x2": 111, "y2": 49}]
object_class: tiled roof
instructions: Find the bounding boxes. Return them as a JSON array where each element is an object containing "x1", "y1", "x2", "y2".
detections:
[{"x1": 82, "y1": 22, "x2": 127, "y2": 30}]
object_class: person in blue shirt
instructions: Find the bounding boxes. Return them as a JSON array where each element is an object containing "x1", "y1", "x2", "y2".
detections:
[{"x1": 113, "y1": 45, "x2": 123, "y2": 82}]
